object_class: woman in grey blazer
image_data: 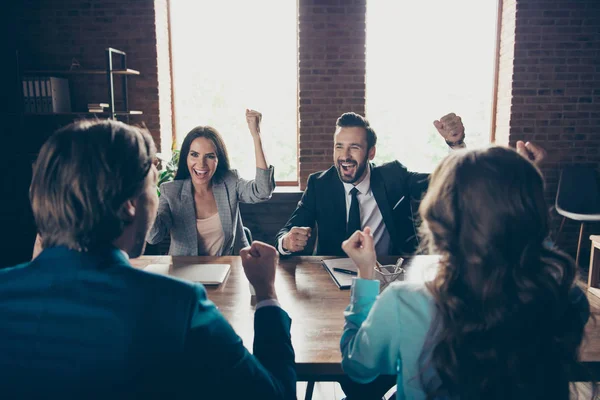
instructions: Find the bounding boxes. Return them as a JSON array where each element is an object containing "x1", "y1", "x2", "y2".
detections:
[{"x1": 147, "y1": 110, "x2": 275, "y2": 256}]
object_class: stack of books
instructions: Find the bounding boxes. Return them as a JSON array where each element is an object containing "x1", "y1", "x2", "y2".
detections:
[{"x1": 88, "y1": 103, "x2": 109, "y2": 113}]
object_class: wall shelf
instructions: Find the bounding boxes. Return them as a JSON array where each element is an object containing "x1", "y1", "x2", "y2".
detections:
[
  {"x1": 22, "y1": 48, "x2": 140, "y2": 120},
  {"x1": 24, "y1": 69, "x2": 140, "y2": 75},
  {"x1": 24, "y1": 111, "x2": 143, "y2": 116}
]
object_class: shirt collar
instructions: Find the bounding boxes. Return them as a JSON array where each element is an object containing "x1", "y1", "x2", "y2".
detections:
[
  {"x1": 342, "y1": 163, "x2": 371, "y2": 196},
  {"x1": 119, "y1": 249, "x2": 130, "y2": 260}
]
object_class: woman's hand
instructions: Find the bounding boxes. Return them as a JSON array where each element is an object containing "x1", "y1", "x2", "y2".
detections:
[
  {"x1": 342, "y1": 227, "x2": 377, "y2": 280},
  {"x1": 516, "y1": 140, "x2": 547, "y2": 166},
  {"x1": 246, "y1": 109, "x2": 262, "y2": 137}
]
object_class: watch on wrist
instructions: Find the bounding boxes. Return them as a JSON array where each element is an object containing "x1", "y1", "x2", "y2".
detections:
[{"x1": 445, "y1": 138, "x2": 465, "y2": 147}]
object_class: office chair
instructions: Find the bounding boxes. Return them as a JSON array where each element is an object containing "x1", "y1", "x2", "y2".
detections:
[{"x1": 555, "y1": 165, "x2": 600, "y2": 266}]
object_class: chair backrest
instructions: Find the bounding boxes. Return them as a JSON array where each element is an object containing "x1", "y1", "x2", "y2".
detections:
[
  {"x1": 243, "y1": 226, "x2": 253, "y2": 244},
  {"x1": 555, "y1": 166, "x2": 600, "y2": 215}
]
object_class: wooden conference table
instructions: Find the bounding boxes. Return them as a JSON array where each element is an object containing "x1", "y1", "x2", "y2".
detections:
[{"x1": 130, "y1": 255, "x2": 600, "y2": 382}]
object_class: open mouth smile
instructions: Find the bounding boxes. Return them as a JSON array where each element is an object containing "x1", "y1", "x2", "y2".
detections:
[{"x1": 192, "y1": 168, "x2": 209, "y2": 178}]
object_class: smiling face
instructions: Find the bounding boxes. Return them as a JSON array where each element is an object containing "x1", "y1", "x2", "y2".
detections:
[
  {"x1": 333, "y1": 126, "x2": 376, "y2": 184},
  {"x1": 187, "y1": 137, "x2": 219, "y2": 186}
]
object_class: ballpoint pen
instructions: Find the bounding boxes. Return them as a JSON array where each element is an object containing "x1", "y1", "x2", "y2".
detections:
[{"x1": 333, "y1": 267, "x2": 357, "y2": 275}]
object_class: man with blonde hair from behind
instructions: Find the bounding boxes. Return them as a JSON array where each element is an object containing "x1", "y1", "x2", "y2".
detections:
[{"x1": 1, "y1": 120, "x2": 296, "y2": 399}]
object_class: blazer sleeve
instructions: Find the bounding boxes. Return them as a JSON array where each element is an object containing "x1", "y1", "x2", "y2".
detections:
[
  {"x1": 389, "y1": 161, "x2": 429, "y2": 201},
  {"x1": 236, "y1": 166, "x2": 276, "y2": 204},
  {"x1": 406, "y1": 171, "x2": 430, "y2": 201},
  {"x1": 274, "y1": 174, "x2": 318, "y2": 255},
  {"x1": 146, "y1": 183, "x2": 173, "y2": 245},
  {"x1": 340, "y1": 279, "x2": 402, "y2": 384},
  {"x1": 183, "y1": 284, "x2": 296, "y2": 400}
]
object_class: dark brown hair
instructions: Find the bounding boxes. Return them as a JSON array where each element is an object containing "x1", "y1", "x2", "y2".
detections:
[
  {"x1": 418, "y1": 147, "x2": 586, "y2": 399},
  {"x1": 174, "y1": 126, "x2": 231, "y2": 182},
  {"x1": 336, "y1": 112, "x2": 377, "y2": 149},
  {"x1": 30, "y1": 119, "x2": 156, "y2": 251}
]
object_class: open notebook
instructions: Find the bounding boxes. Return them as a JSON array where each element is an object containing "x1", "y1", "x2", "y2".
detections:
[{"x1": 144, "y1": 263, "x2": 231, "y2": 286}]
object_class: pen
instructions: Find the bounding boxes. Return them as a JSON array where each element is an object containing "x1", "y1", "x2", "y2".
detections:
[
  {"x1": 393, "y1": 196, "x2": 405, "y2": 210},
  {"x1": 333, "y1": 267, "x2": 358, "y2": 275}
]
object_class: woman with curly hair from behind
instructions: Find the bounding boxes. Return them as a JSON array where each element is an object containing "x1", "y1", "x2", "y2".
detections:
[{"x1": 340, "y1": 145, "x2": 591, "y2": 399}]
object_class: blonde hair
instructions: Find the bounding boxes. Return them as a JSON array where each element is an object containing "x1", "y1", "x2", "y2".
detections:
[{"x1": 30, "y1": 119, "x2": 155, "y2": 250}]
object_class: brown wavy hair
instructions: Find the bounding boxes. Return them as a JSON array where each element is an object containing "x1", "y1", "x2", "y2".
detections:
[{"x1": 418, "y1": 147, "x2": 588, "y2": 399}]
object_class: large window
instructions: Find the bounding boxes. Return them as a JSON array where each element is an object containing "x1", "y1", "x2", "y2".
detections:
[
  {"x1": 170, "y1": 1, "x2": 298, "y2": 181},
  {"x1": 366, "y1": 0, "x2": 498, "y2": 172}
]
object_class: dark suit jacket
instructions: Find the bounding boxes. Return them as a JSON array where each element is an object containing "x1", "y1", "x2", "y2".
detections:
[
  {"x1": 0, "y1": 246, "x2": 296, "y2": 399},
  {"x1": 276, "y1": 161, "x2": 429, "y2": 256}
]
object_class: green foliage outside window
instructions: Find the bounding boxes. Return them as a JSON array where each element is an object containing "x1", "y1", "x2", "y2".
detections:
[{"x1": 156, "y1": 150, "x2": 180, "y2": 197}]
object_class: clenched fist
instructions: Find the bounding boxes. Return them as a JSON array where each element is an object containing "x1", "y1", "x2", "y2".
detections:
[
  {"x1": 246, "y1": 109, "x2": 262, "y2": 137},
  {"x1": 434, "y1": 112, "x2": 465, "y2": 146},
  {"x1": 240, "y1": 241, "x2": 279, "y2": 302},
  {"x1": 341, "y1": 227, "x2": 377, "y2": 280},
  {"x1": 282, "y1": 227, "x2": 312, "y2": 253}
]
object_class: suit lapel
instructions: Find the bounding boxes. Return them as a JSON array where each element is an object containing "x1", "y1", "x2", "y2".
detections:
[
  {"x1": 370, "y1": 166, "x2": 400, "y2": 246},
  {"x1": 212, "y1": 180, "x2": 233, "y2": 256},
  {"x1": 181, "y1": 179, "x2": 199, "y2": 255}
]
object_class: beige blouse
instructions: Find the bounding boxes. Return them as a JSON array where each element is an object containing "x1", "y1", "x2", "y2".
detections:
[{"x1": 196, "y1": 213, "x2": 225, "y2": 256}]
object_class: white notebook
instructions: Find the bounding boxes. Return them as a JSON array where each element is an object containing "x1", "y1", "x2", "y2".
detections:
[
  {"x1": 321, "y1": 258, "x2": 357, "y2": 290},
  {"x1": 144, "y1": 263, "x2": 231, "y2": 286}
]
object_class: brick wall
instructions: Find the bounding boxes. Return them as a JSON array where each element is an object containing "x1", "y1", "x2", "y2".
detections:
[
  {"x1": 497, "y1": 0, "x2": 600, "y2": 258},
  {"x1": 153, "y1": 0, "x2": 173, "y2": 152},
  {"x1": 297, "y1": 0, "x2": 367, "y2": 188},
  {"x1": 18, "y1": 0, "x2": 166, "y2": 150},
  {"x1": 495, "y1": 0, "x2": 517, "y2": 146}
]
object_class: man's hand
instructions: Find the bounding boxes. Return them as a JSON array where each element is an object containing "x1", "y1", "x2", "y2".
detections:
[
  {"x1": 433, "y1": 113, "x2": 465, "y2": 145},
  {"x1": 516, "y1": 140, "x2": 547, "y2": 166},
  {"x1": 240, "y1": 241, "x2": 279, "y2": 302},
  {"x1": 282, "y1": 227, "x2": 312, "y2": 253},
  {"x1": 246, "y1": 109, "x2": 262, "y2": 137},
  {"x1": 341, "y1": 227, "x2": 377, "y2": 280}
]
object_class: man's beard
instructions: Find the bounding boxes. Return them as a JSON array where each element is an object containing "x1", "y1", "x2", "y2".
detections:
[{"x1": 336, "y1": 156, "x2": 369, "y2": 184}]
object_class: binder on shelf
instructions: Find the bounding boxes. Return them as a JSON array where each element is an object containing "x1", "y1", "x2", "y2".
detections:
[
  {"x1": 40, "y1": 77, "x2": 48, "y2": 112},
  {"x1": 47, "y1": 77, "x2": 71, "y2": 113},
  {"x1": 27, "y1": 79, "x2": 35, "y2": 113},
  {"x1": 44, "y1": 79, "x2": 51, "y2": 112},
  {"x1": 22, "y1": 80, "x2": 29, "y2": 112},
  {"x1": 22, "y1": 76, "x2": 71, "y2": 113},
  {"x1": 33, "y1": 78, "x2": 42, "y2": 113}
]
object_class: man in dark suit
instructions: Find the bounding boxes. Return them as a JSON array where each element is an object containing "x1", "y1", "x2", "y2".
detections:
[
  {"x1": 276, "y1": 111, "x2": 467, "y2": 258},
  {"x1": 0, "y1": 120, "x2": 296, "y2": 399}
]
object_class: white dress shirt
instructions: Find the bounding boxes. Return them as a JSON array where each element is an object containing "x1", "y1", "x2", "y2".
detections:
[{"x1": 278, "y1": 165, "x2": 391, "y2": 257}]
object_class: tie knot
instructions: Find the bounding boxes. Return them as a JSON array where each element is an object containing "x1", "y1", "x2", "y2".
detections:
[{"x1": 350, "y1": 187, "x2": 359, "y2": 197}]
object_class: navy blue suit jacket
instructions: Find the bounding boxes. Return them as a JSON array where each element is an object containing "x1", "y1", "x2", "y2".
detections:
[
  {"x1": 276, "y1": 161, "x2": 429, "y2": 256},
  {"x1": 0, "y1": 247, "x2": 296, "y2": 399}
]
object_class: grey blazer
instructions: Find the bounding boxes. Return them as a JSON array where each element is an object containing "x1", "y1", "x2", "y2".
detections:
[{"x1": 147, "y1": 167, "x2": 275, "y2": 256}]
